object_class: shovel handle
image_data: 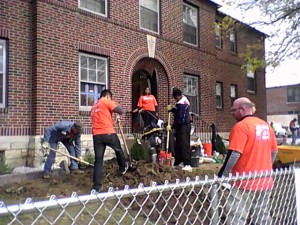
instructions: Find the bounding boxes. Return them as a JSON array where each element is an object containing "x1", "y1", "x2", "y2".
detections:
[{"x1": 47, "y1": 147, "x2": 94, "y2": 167}]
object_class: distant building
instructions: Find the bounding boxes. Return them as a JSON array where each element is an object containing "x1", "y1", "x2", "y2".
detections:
[
  {"x1": 266, "y1": 84, "x2": 300, "y2": 126},
  {"x1": 1, "y1": 0, "x2": 267, "y2": 167}
]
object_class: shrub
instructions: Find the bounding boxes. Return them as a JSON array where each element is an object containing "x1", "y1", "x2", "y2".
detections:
[{"x1": 0, "y1": 161, "x2": 14, "y2": 175}]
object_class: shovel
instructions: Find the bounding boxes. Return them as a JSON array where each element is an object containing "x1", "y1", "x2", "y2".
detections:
[
  {"x1": 45, "y1": 147, "x2": 94, "y2": 167},
  {"x1": 117, "y1": 119, "x2": 136, "y2": 170},
  {"x1": 165, "y1": 111, "x2": 172, "y2": 165}
]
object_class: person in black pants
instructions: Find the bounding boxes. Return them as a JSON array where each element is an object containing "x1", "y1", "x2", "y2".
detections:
[
  {"x1": 90, "y1": 89, "x2": 128, "y2": 192},
  {"x1": 167, "y1": 88, "x2": 191, "y2": 169}
]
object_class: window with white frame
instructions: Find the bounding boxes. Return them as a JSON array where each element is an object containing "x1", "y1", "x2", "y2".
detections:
[
  {"x1": 183, "y1": 75, "x2": 199, "y2": 114},
  {"x1": 79, "y1": 0, "x2": 107, "y2": 16},
  {"x1": 79, "y1": 53, "x2": 108, "y2": 109},
  {"x1": 139, "y1": 0, "x2": 159, "y2": 33},
  {"x1": 216, "y1": 82, "x2": 223, "y2": 109},
  {"x1": 0, "y1": 39, "x2": 7, "y2": 108},
  {"x1": 247, "y1": 65, "x2": 256, "y2": 93},
  {"x1": 183, "y1": 3, "x2": 198, "y2": 46},
  {"x1": 230, "y1": 84, "x2": 237, "y2": 104},
  {"x1": 229, "y1": 30, "x2": 237, "y2": 53},
  {"x1": 215, "y1": 22, "x2": 222, "y2": 48}
]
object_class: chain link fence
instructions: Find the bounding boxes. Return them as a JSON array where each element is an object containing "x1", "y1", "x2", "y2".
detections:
[{"x1": 0, "y1": 167, "x2": 297, "y2": 225}]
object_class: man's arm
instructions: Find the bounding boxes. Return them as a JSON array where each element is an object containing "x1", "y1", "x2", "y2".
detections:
[
  {"x1": 113, "y1": 105, "x2": 125, "y2": 115},
  {"x1": 218, "y1": 150, "x2": 241, "y2": 177}
]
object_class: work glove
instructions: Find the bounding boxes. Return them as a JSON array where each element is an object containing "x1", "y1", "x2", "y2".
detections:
[
  {"x1": 138, "y1": 109, "x2": 143, "y2": 113},
  {"x1": 116, "y1": 115, "x2": 121, "y2": 122},
  {"x1": 41, "y1": 140, "x2": 50, "y2": 149},
  {"x1": 166, "y1": 125, "x2": 172, "y2": 132},
  {"x1": 167, "y1": 104, "x2": 173, "y2": 111}
]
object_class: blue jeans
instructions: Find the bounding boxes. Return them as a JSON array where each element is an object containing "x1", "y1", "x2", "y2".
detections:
[
  {"x1": 92, "y1": 133, "x2": 127, "y2": 190},
  {"x1": 291, "y1": 130, "x2": 298, "y2": 145},
  {"x1": 44, "y1": 140, "x2": 79, "y2": 173}
]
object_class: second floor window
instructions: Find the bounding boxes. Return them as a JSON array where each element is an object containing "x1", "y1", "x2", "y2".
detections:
[
  {"x1": 247, "y1": 65, "x2": 256, "y2": 93},
  {"x1": 79, "y1": 0, "x2": 107, "y2": 16},
  {"x1": 183, "y1": 75, "x2": 199, "y2": 114},
  {"x1": 216, "y1": 82, "x2": 223, "y2": 109},
  {"x1": 183, "y1": 3, "x2": 198, "y2": 46},
  {"x1": 0, "y1": 39, "x2": 7, "y2": 108},
  {"x1": 230, "y1": 84, "x2": 237, "y2": 104},
  {"x1": 79, "y1": 53, "x2": 108, "y2": 110},
  {"x1": 229, "y1": 30, "x2": 237, "y2": 53},
  {"x1": 287, "y1": 86, "x2": 300, "y2": 102},
  {"x1": 215, "y1": 23, "x2": 222, "y2": 48},
  {"x1": 139, "y1": 0, "x2": 159, "y2": 33}
]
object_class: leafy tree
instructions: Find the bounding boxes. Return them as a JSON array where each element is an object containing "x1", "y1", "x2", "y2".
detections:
[{"x1": 222, "y1": 0, "x2": 300, "y2": 66}]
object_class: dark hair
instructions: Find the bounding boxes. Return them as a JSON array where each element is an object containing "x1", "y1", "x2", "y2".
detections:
[
  {"x1": 172, "y1": 88, "x2": 182, "y2": 98},
  {"x1": 74, "y1": 121, "x2": 84, "y2": 133},
  {"x1": 100, "y1": 89, "x2": 112, "y2": 98}
]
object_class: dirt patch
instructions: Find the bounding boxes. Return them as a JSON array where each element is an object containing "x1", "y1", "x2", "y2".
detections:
[{"x1": 0, "y1": 159, "x2": 222, "y2": 205}]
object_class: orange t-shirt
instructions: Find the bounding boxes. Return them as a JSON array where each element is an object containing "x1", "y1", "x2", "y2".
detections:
[
  {"x1": 229, "y1": 116, "x2": 277, "y2": 190},
  {"x1": 137, "y1": 94, "x2": 158, "y2": 111},
  {"x1": 91, "y1": 98, "x2": 118, "y2": 135}
]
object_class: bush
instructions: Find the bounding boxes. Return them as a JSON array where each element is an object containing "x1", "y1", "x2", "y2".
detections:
[
  {"x1": 130, "y1": 140, "x2": 148, "y2": 161},
  {"x1": 0, "y1": 161, "x2": 14, "y2": 175}
]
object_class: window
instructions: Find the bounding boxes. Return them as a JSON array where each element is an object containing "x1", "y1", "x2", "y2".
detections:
[
  {"x1": 287, "y1": 86, "x2": 300, "y2": 102},
  {"x1": 229, "y1": 30, "x2": 237, "y2": 53},
  {"x1": 247, "y1": 65, "x2": 256, "y2": 93},
  {"x1": 216, "y1": 82, "x2": 223, "y2": 109},
  {"x1": 183, "y1": 75, "x2": 199, "y2": 114},
  {"x1": 230, "y1": 84, "x2": 237, "y2": 104},
  {"x1": 183, "y1": 3, "x2": 198, "y2": 46},
  {"x1": 79, "y1": 0, "x2": 107, "y2": 16},
  {"x1": 0, "y1": 39, "x2": 7, "y2": 109},
  {"x1": 139, "y1": 0, "x2": 159, "y2": 33},
  {"x1": 79, "y1": 53, "x2": 108, "y2": 110},
  {"x1": 215, "y1": 23, "x2": 222, "y2": 48}
]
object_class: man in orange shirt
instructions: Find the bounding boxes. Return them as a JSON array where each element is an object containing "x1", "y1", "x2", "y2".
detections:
[
  {"x1": 218, "y1": 97, "x2": 278, "y2": 225},
  {"x1": 133, "y1": 87, "x2": 158, "y2": 130},
  {"x1": 90, "y1": 89, "x2": 128, "y2": 192}
]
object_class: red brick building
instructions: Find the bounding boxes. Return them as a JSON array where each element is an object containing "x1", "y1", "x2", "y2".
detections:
[{"x1": 0, "y1": 0, "x2": 266, "y2": 166}]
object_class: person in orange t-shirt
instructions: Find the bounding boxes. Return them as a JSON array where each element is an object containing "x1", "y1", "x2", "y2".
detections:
[
  {"x1": 133, "y1": 87, "x2": 158, "y2": 129},
  {"x1": 218, "y1": 97, "x2": 278, "y2": 225},
  {"x1": 90, "y1": 89, "x2": 128, "y2": 192}
]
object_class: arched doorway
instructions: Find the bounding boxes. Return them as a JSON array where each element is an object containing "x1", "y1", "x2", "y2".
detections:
[{"x1": 131, "y1": 57, "x2": 168, "y2": 134}]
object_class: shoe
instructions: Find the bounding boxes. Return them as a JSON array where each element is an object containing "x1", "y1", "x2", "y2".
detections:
[
  {"x1": 42, "y1": 172, "x2": 51, "y2": 179},
  {"x1": 91, "y1": 185, "x2": 102, "y2": 193},
  {"x1": 120, "y1": 163, "x2": 129, "y2": 175},
  {"x1": 182, "y1": 165, "x2": 192, "y2": 171},
  {"x1": 70, "y1": 169, "x2": 84, "y2": 174}
]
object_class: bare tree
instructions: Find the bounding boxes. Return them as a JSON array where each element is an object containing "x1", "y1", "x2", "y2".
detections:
[{"x1": 223, "y1": 0, "x2": 300, "y2": 66}]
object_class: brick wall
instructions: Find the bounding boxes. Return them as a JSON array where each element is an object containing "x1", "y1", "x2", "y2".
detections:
[
  {"x1": 1, "y1": 0, "x2": 267, "y2": 135},
  {"x1": 267, "y1": 85, "x2": 300, "y2": 115}
]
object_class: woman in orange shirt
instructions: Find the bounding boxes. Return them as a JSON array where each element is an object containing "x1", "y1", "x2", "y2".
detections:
[{"x1": 133, "y1": 87, "x2": 158, "y2": 130}]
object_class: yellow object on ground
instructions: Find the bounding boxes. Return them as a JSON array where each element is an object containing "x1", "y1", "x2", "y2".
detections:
[{"x1": 277, "y1": 145, "x2": 300, "y2": 164}]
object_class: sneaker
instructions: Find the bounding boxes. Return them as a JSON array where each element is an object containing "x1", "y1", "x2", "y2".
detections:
[
  {"x1": 91, "y1": 185, "x2": 102, "y2": 193},
  {"x1": 42, "y1": 172, "x2": 51, "y2": 179},
  {"x1": 120, "y1": 163, "x2": 129, "y2": 175},
  {"x1": 70, "y1": 169, "x2": 84, "y2": 174},
  {"x1": 182, "y1": 165, "x2": 192, "y2": 171}
]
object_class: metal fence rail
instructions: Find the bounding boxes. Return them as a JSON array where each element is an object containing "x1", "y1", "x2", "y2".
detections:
[{"x1": 0, "y1": 168, "x2": 297, "y2": 225}]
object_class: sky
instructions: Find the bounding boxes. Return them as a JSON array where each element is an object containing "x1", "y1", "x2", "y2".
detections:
[{"x1": 212, "y1": 0, "x2": 300, "y2": 88}]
